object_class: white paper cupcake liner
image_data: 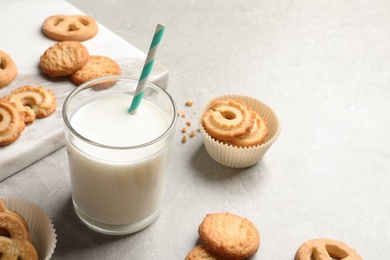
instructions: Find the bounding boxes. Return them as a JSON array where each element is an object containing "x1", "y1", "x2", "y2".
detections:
[
  {"x1": 2, "y1": 197, "x2": 57, "y2": 260},
  {"x1": 199, "y1": 94, "x2": 281, "y2": 168}
]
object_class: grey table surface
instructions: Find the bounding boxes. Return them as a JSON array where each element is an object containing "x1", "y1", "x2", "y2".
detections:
[{"x1": 1, "y1": 0, "x2": 390, "y2": 259}]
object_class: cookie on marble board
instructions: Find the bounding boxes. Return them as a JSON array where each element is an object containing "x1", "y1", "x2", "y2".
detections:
[
  {"x1": 0, "y1": 100, "x2": 26, "y2": 146},
  {"x1": 69, "y1": 55, "x2": 121, "y2": 88},
  {"x1": 40, "y1": 41, "x2": 89, "y2": 77},
  {"x1": 42, "y1": 14, "x2": 98, "y2": 42},
  {"x1": 6, "y1": 85, "x2": 57, "y2": 125},
  {"x1": 0, "y1": 50, "x2": 17, "y2": 88}
]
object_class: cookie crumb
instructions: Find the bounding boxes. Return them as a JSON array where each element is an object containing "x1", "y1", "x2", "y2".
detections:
[
  {"x1": 181, "y1": 127, "x2": 187, "y2": 133},
  {"x1": 185, "y1": 99, "x2": 193, "y2": 107},
  {"x1": 189, "y1": 131, "x2": 196, "y2": 138},
  {"x1": 186, "y1": 121, "x2": 191, "y2": 127},
  {"x1": 181, "y1": 135, "x2": 187, "y2": 143}
]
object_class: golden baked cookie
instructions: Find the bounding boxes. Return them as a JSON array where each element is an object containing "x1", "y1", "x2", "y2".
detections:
[
  {"x1": 0, "y1": 50, "x2": 17, "y2": 88},
  {"x1": 40, "y1": 41, "x2": 89, "y2": 77},
  {"x1": 69, "y1": 55, "x2": 121, "y2": 87},
  {"x1": 198, "y1": 213, "x2": 260, "y2": 259},
  {"x1": 0, "y1": 100, "x2": 26, "y2": 146},
  {"x1": 228, "y1": 111, "x2": 268, "y2": 147},
  {"x1": 295, "y1": 238, "x2": 362, "y2": 260},
  {"x1": 185, "y1": 244, "x2": 240, "y2": 260},
  {"x1": 42, "y1": 14, "x2": 98, "y2": 42},
  {"x1": 202, "y1": 99, "x2": 254, "y2": 141},
  {"x1": 0, "y1": 199, "x2": 38, "y2": 260},
  {"x1": 6, "y1": 85, "x2": 56, "y2": 125}
]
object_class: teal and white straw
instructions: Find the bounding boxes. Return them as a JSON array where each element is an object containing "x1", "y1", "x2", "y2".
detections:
[{"x1": 128, "y1": 23, "x2": 166, "y2": 114}]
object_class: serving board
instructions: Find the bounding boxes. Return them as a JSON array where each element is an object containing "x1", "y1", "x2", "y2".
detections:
[{"x1": 0, "y1": 0, "x2": 169, "y2": 181}]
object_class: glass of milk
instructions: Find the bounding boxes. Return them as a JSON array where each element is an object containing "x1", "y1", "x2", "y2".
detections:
[{"x1": 62, "y1": 76, "x2": 177, "y2": 235}]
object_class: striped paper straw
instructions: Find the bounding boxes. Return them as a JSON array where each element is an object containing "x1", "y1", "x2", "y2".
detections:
[{"x1": 128, "y1": 23, "x2": 166, "y2": 114}]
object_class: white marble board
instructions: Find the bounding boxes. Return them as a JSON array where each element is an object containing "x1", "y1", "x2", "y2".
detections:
[{"x1": 0, "y1": 0, "x2": 169, "y2": 181}]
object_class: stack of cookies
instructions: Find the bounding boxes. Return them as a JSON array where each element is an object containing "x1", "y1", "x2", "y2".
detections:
[
  {"x1": 185, "y1": 213, "x2": 260, "y2": 260},
  {"x1": 39, "y1": 15, "x2": 121, "y2": 86},
  {"x1": 199, "y1": 94, "x2": 281, "y2": 168},
  {"x1": 0, "y1": 85, "x2": 57, "y2": 146}
]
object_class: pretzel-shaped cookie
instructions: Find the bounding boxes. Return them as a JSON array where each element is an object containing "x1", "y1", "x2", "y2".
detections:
[
  {"x1": 202, "y1": 99, "x2": 254, "y2": 141},
  {"x1": 0, "y1": 100, "x2": 26, "y2": 146},
  {"x1": 42, "y1": 15, "x2": 98, "y2": 42},
  {"x1": 0, "y1": 199, "x2": 38, "y2": 260},
  {"x1": 6, "y1": 85, "x2": 57, "y2": 125},
  {"x1": 295, "y1": 238, "x2": 362, "y2": 260},
  {"x1": 0, "y1": 50, "x2": 17, "y2": 88}
]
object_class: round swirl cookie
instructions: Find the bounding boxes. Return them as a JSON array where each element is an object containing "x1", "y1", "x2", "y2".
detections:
[
  {"x1": 202, "y1": 98, "x2": 269, "y2": 147},
  {"x1": 202, "y1": 99, "x2": 255, "y2": 142},
  {"x1": 5, "y1": 85, "x2": 57, "y2": 125},
  {"x1": 42, "y1": 14, "x2": 98, "y2": 42},
  {"x1": 199, "y1": 94, "x2": 280, "y2": 168},
  {"x1": 40, "y1": 41, "x2": 89, "y2": 77},
  {"x1": 0, "y1": 100, "x2": 26, "y2": 146},
  {"x1": 0, "y1": 50, "x2": 17, "y2": 88},
  {"x1": 227, "y1": 111, "x2": 268, "y2": 147}
]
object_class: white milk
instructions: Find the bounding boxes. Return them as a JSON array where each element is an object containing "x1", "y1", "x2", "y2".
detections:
[{"x1": 65, "y1": 95, "x2": 172, "y2": 226}]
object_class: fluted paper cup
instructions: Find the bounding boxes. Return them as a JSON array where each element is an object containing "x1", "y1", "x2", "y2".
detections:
[
  {"x1": 199, "y1": 94, "x2": 281, "y2": 168},
  {"x1": 2, "y1": 197, "x2": 57, "y2": 260}
]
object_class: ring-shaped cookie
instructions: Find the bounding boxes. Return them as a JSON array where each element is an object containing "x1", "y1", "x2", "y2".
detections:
[
  {"x1": 42, "y1": 15, "x2": 98, "y2": 42},
  {"x1": 295, "y1": 238, "x2": 362, "y2": 260},
  {"x1": 7, "y1": 85, "x2": 57, "y2": 125},
  {"x1": 228, "y1": 111, "x2": 268, "y2": 147},
  {"x1": 0, "y1": 100, "x2": 25, "y2": 146},
  {"x1": 0, "y1": 50, "x2": 17, "y2": 88},
  {"x1": 0, "y1": 199, "x2": 38, "y2": 260},
  {"x1": 202, "y1": 99, "x2": 254, "y2": 141}
]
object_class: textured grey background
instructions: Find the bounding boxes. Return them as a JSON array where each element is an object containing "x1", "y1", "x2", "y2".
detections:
[{"x1": 1, "y1": 0, "x2": 390, "y2": 258}]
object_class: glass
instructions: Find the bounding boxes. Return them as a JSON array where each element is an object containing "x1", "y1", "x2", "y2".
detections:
[{"x1": 62, "y1": 76, "x2": 177, "y2": 235}]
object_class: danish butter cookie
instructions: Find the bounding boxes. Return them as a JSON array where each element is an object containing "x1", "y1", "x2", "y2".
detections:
[
  {"x1": 69, "y1": 55, "x2": 121, "y2": 87},
  {"x1": 228, "y1": 111, "x2": 268, "y2": 147},
  {"x1": 0, "y1": 50, "x2": 17, "y2": 88},
  {"x1": 42, "y1": 15, "x2": 98, "y2": 42},
  {"x1": 6, "y1": 85, "x2": 56, "y2": 125},
  {"x1": 0, "y1": 199, "x2": 38, "y2": 260},
  {"x1": 185, "y1": 244, "x2": 240, "y2": 260},
  {"x1": 40, "y1": 41, "x2": 89, "y2": 77},
  {"x1": 198, "y1": 213, "x2": 260, "y2": 259},
  {"x1": 0, "y1": 100, "x2": 26, "y2": 146},
  {"x1": 295, "y1": 238, "x2": 362, "y2": 260},
  {"x1": 202, "y1": 99, "x2": 254, "y2": 141}
]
